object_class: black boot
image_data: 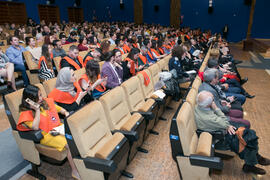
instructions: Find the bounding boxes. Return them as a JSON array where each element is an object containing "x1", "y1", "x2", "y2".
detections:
[
  {"x1": 244, "y1": 92, "x2": 255, "y2": 99},
  {"x1": 240, "y1": 77, "x2": 248, "y2": 85},
  {"x1": 242, "y1": 164, "x2": 266, "y2": 175},
  {"x1": 257, "y1": 154, "x2": 270, "y2": 166}
]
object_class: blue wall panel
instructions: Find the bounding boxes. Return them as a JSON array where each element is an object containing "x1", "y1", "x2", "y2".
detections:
[
  {"x1": 251, "y1": 0, "x2": 270, "y2": 39},
  {"x1": 1, "y1": 0, "x2": 268, "y2": 41},
  {"x1": 181, "y1": 0, "x2": 250, "y2": 42},
  {"x1": 143, "y1": 0, "x2": 170, "y2": 26}
]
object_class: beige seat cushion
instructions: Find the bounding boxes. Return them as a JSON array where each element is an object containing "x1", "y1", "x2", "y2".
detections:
[
  {"x1": 138, "y1": 98, "x2": 155, "y2": 112},
  {"x1": 195, "y1": 132, "x2": 212, "y2": 156},
  {"x1": 35, "y1": 144, "x2": 67, "y2": 161},
  {"x1": 95, "y1": 132, "x2": 125, "y2": 159},
  {"x1": 120, "y1": 113, "x2": 142, "y2": 131}
]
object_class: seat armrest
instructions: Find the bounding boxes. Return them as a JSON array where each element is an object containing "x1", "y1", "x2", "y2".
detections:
[
  {"x1": 147, "y1": 97, "x2": 165, "y2": 105},
  {"x1": 131, "y1": 111, "x2": 154, "y2": 121},
  {"x1": 18, "y1": 130, "x2": 43, "y2": 142},
  {"x1": 29, "y1": 69, "x2": 39, "y2": 74},
  {"x1": 196, "y1": 129, "x2": 224, "y2": 140},
  {"x1": 189, "y1": 154, "x2": 223, "y2": 170},
  {"x1": 78, "y1": 156, "x2": 117, "y2": 173},
  {"x1": 111, "y1": 130, "x2": 138, "y2": 142}
]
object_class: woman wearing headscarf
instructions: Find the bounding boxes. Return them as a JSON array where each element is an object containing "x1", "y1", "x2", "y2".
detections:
[{"x1": 48, "y1": 67, "x2": 87, "y2": 112}]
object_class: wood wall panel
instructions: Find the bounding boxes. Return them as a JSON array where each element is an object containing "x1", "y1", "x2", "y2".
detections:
[
  {"x1": 0, "y1": 2, "x2": 27, "y2": 25},
  {"x1": 38, "y1": 5, "x2": 60, "y2": 24},
  {"x1": 68, "y1": 8, "x2": 84, "y2": 23},
  {"x1": 134, "y1": 0, "x2": 143, "y2": 24},
  {"x1": 170, "y1": 0, "x2": 181, "y2": 27}
]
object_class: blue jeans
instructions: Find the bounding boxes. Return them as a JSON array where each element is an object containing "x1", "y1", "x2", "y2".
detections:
[
  {"x1": 14, "y1": 63, "x2": 29, "y2": 86},
  {"x1": 225, "y1": 92, "x2": 246, "y2": 105}
]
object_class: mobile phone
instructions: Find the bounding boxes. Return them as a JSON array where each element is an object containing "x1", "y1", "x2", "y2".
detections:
[{"x1": 25, "y1": 98, "x2": 40, "y2": 109}]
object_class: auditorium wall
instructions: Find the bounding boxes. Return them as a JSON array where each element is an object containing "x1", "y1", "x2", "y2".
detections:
[
  {"x1": 180, "y1": 0, "x2": 270, "y2": 42},
  {"x1": 2, "y1": 0, "x2": 269, "y2": 41},
  {"x1": 1, "y1": 0, "x2": 75, "y2": 23}
]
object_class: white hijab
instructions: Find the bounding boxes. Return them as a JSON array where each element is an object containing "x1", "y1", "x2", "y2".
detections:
[{"x1": 55, "y1": 67, "x2": 76, "y2": 96}]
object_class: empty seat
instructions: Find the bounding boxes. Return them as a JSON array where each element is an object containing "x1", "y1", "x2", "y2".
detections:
[
  {"x1": 172, "y1": 102, "x2": 223, "y2": 179},
  {"x1": 121, "y1": 76, "x2": 158, "y2": 139},
  {"x1": 4, "y1": 83, "x2": 67, "y2": 179},
  {"x1": 99, "y1": 86, "x2": 147, "y2": 162},
  {"x1": 66, "y1": 101, "x2": 131, "y2": 180}
]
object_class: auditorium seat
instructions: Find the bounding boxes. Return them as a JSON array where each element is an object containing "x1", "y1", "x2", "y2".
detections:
[
  {"x1": 65, "y1": 101, "x2": 132, "y2": 180},
  {"x1": 53, "y1": 57, "x2": 61, "y2": 72},
  {"x1": 137, "y1": 69, "x2": 167, "y2": 122},
  {"x1": 109, "y1": 44, "x2": 116, "y2": 51},
  {"x1": 79, "y1": 50, "x2": 88, "y2": 59},
  {"x1": 121, "y1": 76, "x2": 159, "y2": 139},
  {"x1": 99, "y1": 61, "x2": 105, "y2": 72},
  {"x1": 121, "y1": 53, "x2": 128, "y2": 61},
  {"x1": 3, "y1": 83, "x2": 67, "y2": 179},
  {"x1": 172, "y1": 102, "x2": 223, "y2": 179},
  {"x1": 148, "y1": 63, "x2": 172, "y2": 118},
  {"x1": 74, "y1": 68, "x2": 86, "y2": 79},
  {"x1": 184, "y1": 88, "x2": 197, "y2": 108},
  {"x1": 191, "y1": 76, "x2": 202, "y2": 92},
  {"x1": 99, "y1": 86, "x2": 147, "y2": 162},
  {"x1": 43, "y1": 77, "x2": 57, "y2": 95},
  {"x1": 23, "y1": 51, "x2": 40, "y2": 84}
]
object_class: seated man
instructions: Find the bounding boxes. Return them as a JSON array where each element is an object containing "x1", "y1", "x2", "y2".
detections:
[
  {"x1": 6, "y1": 36, "x2": 29, "y2": 86},
  {"x1": 60, "y1": 45, "x2": 83, "y2": 71},
  {"x1": 83, "y1": 48, "x2": 101, "y2": 67},
  {"x1": 199, "y1": 68, "x2": 251, "y2": 127},
  {"x1": 25, "y1": 37, "x2": 42, "y2": 63},
  {"x1": 52, "y1": 40, "x2": 66, "y2": 58},
  {"x1": 108, "y1": 32, "x2": 117, "y2": 45},
  {"x1": 66, "y1": 31, "x2": 77, "y2": 44},
  {"x1": 195, "y1": 91, "x2": 270, "y2": 175}
]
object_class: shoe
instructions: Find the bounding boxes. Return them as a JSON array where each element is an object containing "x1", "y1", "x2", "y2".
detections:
[
  {"x1": 242, "y1": 164, "x2": 266, "y2": 175},
  {"x1": 245, "y1": 93, "x2": 255, "y2": 99},
  {"x1": 240, "y1": 77, "x2": 248, "y2": 85},
  {"x1": 258, "y1": 155, "x2": 270, "y2": 166},
  {"x1": 234, "y1": 60, "x2": 243, "y2": 65}
]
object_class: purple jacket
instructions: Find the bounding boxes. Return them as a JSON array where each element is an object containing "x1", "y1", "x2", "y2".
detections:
[{"x1": 101, "y1": 62, "x2": 123, "y2": 89}]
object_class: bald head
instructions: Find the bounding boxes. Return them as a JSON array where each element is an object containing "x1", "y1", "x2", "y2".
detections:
[{"x1": 197, "y1": 91, "x2": 213, "y2": 108}]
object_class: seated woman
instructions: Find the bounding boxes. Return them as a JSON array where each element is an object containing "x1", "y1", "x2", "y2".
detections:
[
  {"x1": 17, "y1": 85, "x2": 80, "y2": 179},
  {"x1": 79, "y1": 60, "x2": 107, "y2": 100},
  {"x1": 168, "y1": 45, "x2": 190, "y2": 83},
  {"x1": 38, "y1": 44, "x2": 55, "y2": 81},
  {"x1": 123, "y1": 48, "x2": 144, "y2": 81},
  {"x1": 0, "y1": 49, "x2": 16, "y2": 91},
  {"x1": 77, "y1": 36, "x2": 89, "y2": 52},
  {"x1": 101, "y1": 50, "x2": 123, "y2": 89},
  {"x1": 48, "y1": 67, "x2": 87, "y2": 112},
  {"x1": 88, "y1": 36, "x2": 100, "y2": 49}
]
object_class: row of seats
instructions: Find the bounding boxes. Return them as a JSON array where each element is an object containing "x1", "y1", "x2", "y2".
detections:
[
  {"x1": 4, "y1": 54, "x2": 173, "y2": 179},
  {"x1": 23, "y1": 45, "x2": 128, "y2": 85},
  {"x1": 169, "y1": 45, "x2": 226, "y2": 180}
]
